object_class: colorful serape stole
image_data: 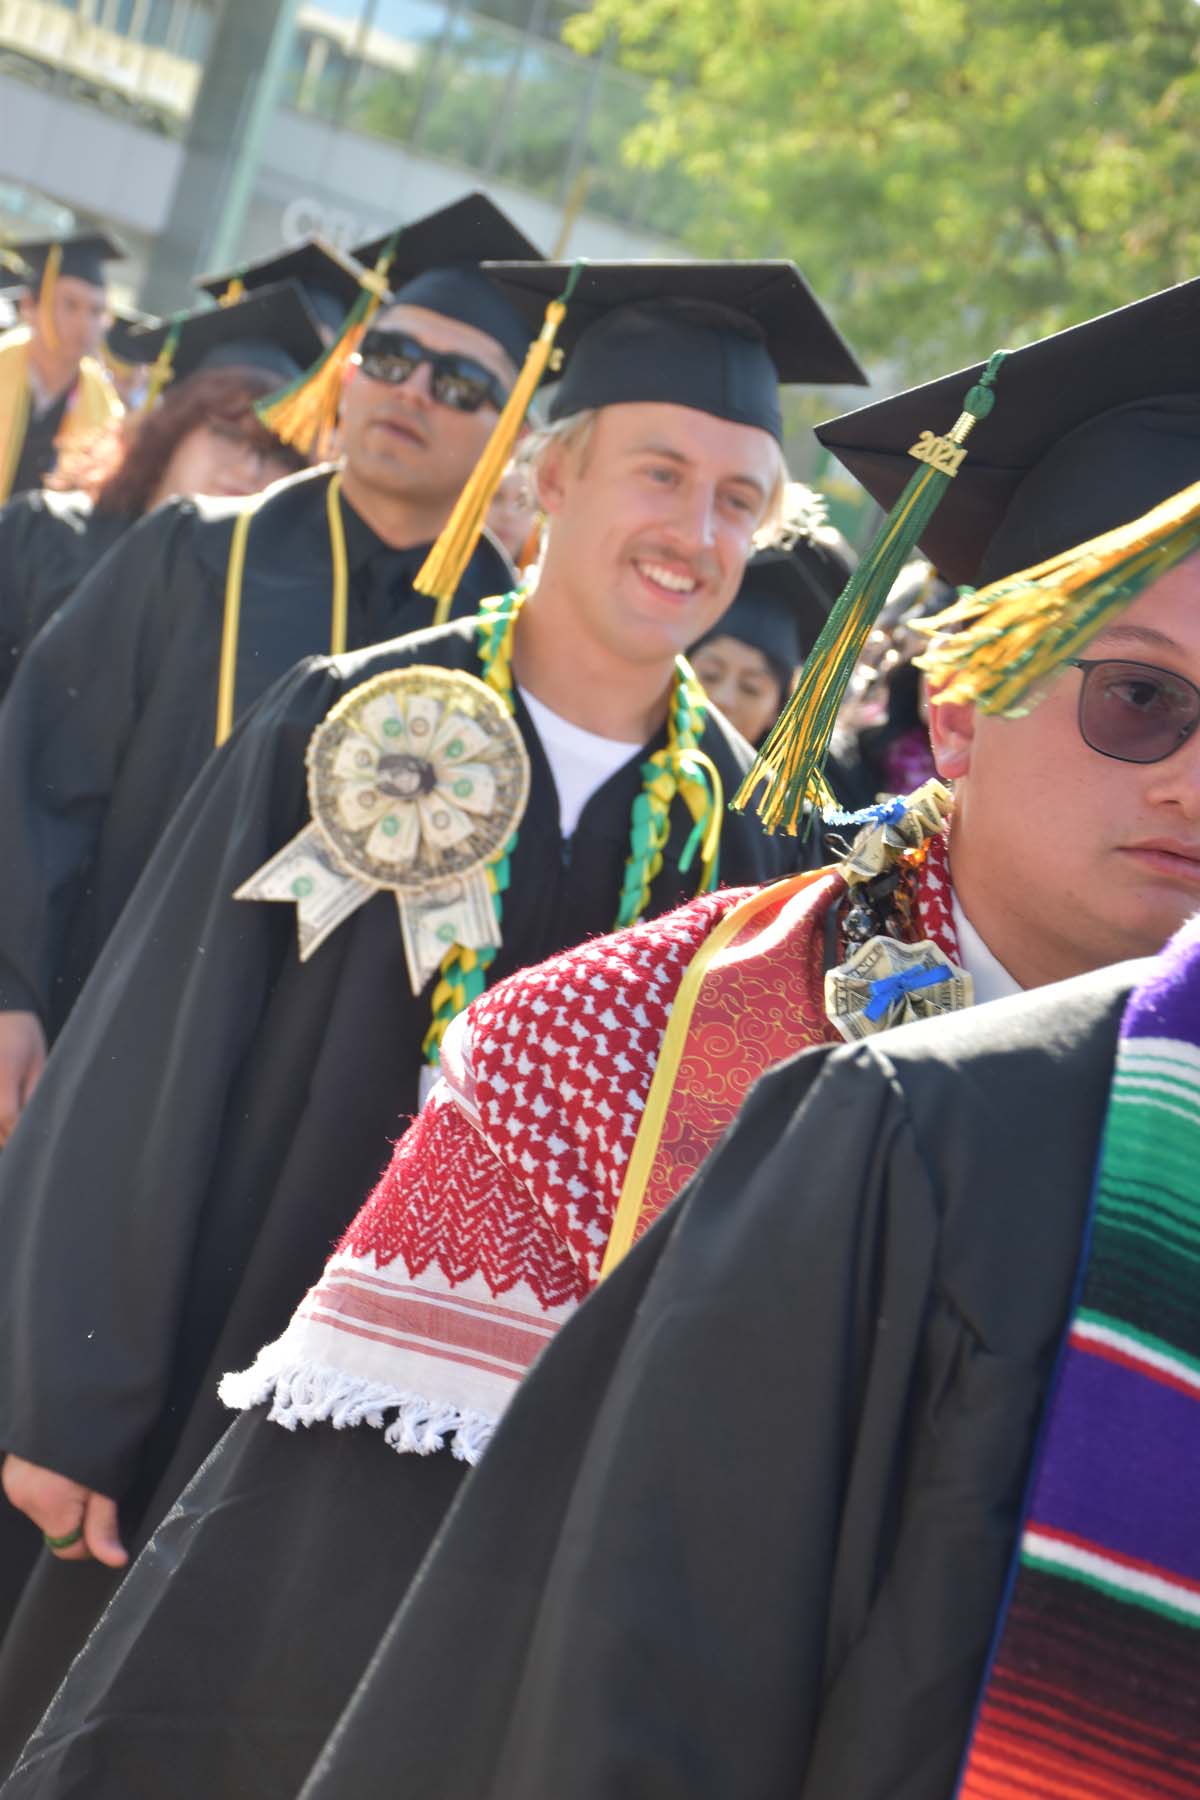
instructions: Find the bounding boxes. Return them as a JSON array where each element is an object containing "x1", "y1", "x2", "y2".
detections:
[{"x1": 956, "y1": 916, "x2": 1200, "y2": 1797}]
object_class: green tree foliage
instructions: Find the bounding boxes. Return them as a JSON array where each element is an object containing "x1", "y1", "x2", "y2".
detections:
[{"x1": 564, "y1": 0, "x2": 1200, "y2": 379}]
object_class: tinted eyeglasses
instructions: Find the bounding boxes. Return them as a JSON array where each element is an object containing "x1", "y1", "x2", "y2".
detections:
[
  {"x1": 351, "y1": 329, "x2": 509, "y2": 415},
  {"x1": 1069, "y1": 658, "x2": 1200, "y2": 765}
]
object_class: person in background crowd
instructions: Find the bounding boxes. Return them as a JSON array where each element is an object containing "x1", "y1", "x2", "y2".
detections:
[
  {"x1": 0, "y1": 232, "x2": 124, "y2": 503},
  {"x1": 98, "y1": 304, "x2": 161, "y2": 411},
  {"x1": 832, "y1": 557, "x2": 954, "y2": 802},
  {"x1": 0, "y1": 284, "x2": 317, "y2": 701},
  {"x1": 194, "y1": 234, "x2": 368, "y2": 348},
  {"x1": 486, "y1": 448, "x2": 541, "y2": 567}
]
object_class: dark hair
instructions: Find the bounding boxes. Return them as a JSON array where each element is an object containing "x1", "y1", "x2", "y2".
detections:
[{"x1": 49, "y1": 365, "x2": 307, "y2": 516}]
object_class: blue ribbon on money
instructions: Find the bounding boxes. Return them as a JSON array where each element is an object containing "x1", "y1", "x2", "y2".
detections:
[
  {"x1": 864, "y1": 962, "x2": 950, "y2": 1022},
  {"x1": 822, "y1": 795, "x2": 908, "y2": 830}
]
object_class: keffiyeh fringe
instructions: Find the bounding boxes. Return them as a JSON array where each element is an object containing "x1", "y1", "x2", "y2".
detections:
[{"x1": 218, "y1": 1357, "x2": 498, "y2": 1464}]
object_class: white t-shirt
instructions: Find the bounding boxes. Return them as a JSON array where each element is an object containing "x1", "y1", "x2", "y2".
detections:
[
  {"x1": 952, "y1": 894, "x2": 1022, "y2": 1005},
  {"x1": 519, "y1": 687, "x2": 642, "y2": 837}
]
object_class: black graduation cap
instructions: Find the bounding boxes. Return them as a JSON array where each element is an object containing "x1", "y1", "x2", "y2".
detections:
[
  {"x1": 692, "y1": 516, "x2": 857, "y2": 682},
  {"x1": 815, "y1": 276, "x2": 1200, "y2": 586},
  {"x1": 352, "y1": 192, "x2": 545, "y2": 367},
  {"x1": 482, "y1": 260, "x2": 868, "y2": 442},
  {"x1": 123, "y1": 280, "x2": 326, "y2": 387},
  {"x1": 104, "y1": 303, "x2": 161, "y2": 366},
  {"x1": 194, "y1": 235, "x2": 366, "y2": 339},
  {"x1": 6, "y1": 229, "x2": 126, "y2": 292}
]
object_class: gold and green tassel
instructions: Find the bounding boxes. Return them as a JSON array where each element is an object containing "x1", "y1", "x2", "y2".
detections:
[
  {"x1": 256, "y1": 233, "x2": 398, "y2": 460},
  {"x1": 734, "y1": 349, "x2": 1008, "y2": 834},
  {"x1": 916, "y1": 478, "x2": 1200, "y2": 716},
  {"x1": 415, "y1": 261, "x2": 584, "y2": 628}
]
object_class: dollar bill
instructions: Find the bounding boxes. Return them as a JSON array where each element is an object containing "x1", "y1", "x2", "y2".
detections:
[
  {"x1": 234, "y1": 822, "x2": 372, "y2": 961},
  {"x1": 397, "y1": 869, "x2": 502, "y2": 996},
  {"x1": 824, "y1": 934, "x2": 974, "y2": 1042},
  {"x1": 839, "y1": 778, "x2": 954, "y2": 885}
]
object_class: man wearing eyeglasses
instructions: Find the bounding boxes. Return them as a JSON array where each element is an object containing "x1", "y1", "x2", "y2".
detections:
[{"x1": 0, "y1": 196, "x2": 540, "y2": 1135}]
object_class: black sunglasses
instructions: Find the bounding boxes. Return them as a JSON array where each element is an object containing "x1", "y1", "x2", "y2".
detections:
[
  {"x1": 351, "y1": 329, "x2": 509, "y2": 415},
  {"x1": 1069, "y1": 658, "x2": 1200, "y2": 765}
]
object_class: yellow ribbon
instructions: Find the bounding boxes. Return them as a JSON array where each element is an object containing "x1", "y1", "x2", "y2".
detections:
[{"x1": 215, "y1": 469, "x2": 349, "y2": 746}]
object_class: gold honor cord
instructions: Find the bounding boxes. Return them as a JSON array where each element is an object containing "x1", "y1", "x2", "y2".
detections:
[
  {"x1": 327, "y1": 469, "x2": 349, "y2": 661},
  {"x1": 215, "y1": 469, "x2": 350, "y2": 747},
  {"x1": 0, "y1": 379, "x2": 31, "y2": 506}
]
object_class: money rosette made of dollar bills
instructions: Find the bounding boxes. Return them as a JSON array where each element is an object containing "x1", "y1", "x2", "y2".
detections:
[
  {"x1": 235, "y1": 666, "x2": 531, "y2": 994},
  {"x1": 824, "y1": 935, "x2": 973, "y2": 1043}
]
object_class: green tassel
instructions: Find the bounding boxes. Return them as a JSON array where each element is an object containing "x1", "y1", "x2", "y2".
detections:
[{"x1": 734, "y1": 349, "x2": 1008, "y2": 836}]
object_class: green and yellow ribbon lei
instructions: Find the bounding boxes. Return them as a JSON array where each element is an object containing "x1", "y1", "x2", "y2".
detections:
[{"x1": 421, "y1": 589, "x2": 724, "y2": 1066}]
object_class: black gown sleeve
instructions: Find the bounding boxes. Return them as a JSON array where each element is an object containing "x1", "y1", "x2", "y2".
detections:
[
  {"x1": 0, "y1": 655, "x2": 342, "y2": 1498},
  {"x1": 299, "y1": 1042, "x2": 936, "y2": 1800},
  {"x1": 0, "y1": 507, "x2": 193, "y2": 1019},
  {"x1": 0, "y1": 498, "x2": 39, "y2": 698}
]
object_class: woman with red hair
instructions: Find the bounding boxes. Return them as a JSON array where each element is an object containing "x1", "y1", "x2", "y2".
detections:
[{"x1": 0, "y1": 289, "x2": 317, "y2": 699}]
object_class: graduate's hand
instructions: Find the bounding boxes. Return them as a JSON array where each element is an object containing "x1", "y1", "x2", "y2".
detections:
[
  {"x1": 0, "y1": 1010, "x2": 46, "y2": 1145},
  {"x1": 1, "y1": 1454, "x2": 128, "y2": 1566}
]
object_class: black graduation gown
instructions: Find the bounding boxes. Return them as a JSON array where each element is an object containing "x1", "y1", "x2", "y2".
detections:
[
  {"x1": 0, "y1": 616, "x2": 788, "y2": 1768},
  {"x1": 8, "y1": 391, "x2": 68, "y2": 500},
  {"x1": 0, "y1": 490, "x2": 132, "y2": 701},
  {"x1": 0, "y1": 464, "x2": 511, "y2": 1037},
  {"x1": 271, "y1": 962, "x2": 1134, "y2": 1800}
]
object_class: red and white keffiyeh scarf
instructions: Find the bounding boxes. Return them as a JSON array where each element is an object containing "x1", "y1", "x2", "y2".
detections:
[{"x1": 221, "y1": 831, "x2": 963, "y2": 1462}]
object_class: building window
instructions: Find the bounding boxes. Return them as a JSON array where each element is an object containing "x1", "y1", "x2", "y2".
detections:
[
  {"x1": 493, "y1": 42, "x2": 596, "y2": 200},
  {"x1": 340, "y1": 0, "x2": 447, "y2": 141},
  {"x1": 410, "y1": 11, "x2": 523, "y2": 169}
]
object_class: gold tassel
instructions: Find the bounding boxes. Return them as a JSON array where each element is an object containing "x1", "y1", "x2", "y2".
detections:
[
  {"x1": 256, "y1": 252, "x2": 394, "y2": 458},
  {"x1": 416, "y1": 263, "x2": 584, "y2": 627},
  {"x1": 218, "y1": 277, "x2": 246, "y2": 306},
  {"x1": 916, "y1": 478, "x2": 1200, "y2": 716},
  {"x1": 140, "y1": 320, "x2": 180, "y2": 414},
  {"x1": 0, "y1": 245, "x2": 32, "y2": 281},
  {"x1": 36, "y1": 243, "x2": 62, "y2": 356}
]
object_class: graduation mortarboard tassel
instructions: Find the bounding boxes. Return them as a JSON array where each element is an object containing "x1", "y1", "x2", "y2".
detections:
[
  {"x1": 256, "y1": 234, "x2": 398, "y2": 459},
  {"x1": 915, "y1": 479, "x2": 1200, "y2": 717},
  {"x1": 733, "y1": 350, "x2": 1008, "y2": 834},
  {"x1": 815, "y1": 277, "x2": 1200, "y2": 588},
  {"x1": 127, "y1": 282, "x2": 328, "y2": 414},
  {"x1": 196, "y1": 235, "x2": 366, "y2": 339},
  {"x1": 415, "y1": 260, "x2": 584, "y2": 626}
]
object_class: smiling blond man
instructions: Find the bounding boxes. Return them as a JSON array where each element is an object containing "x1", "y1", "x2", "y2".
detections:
[{"x1": 0, "y1": 256, "x2": 864, "y2": 1779}]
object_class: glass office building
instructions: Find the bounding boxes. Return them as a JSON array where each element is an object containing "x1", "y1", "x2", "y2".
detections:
[
  {"x1": 0, "y1": 0, "x2": 692, "y2": 301},
  {"x1": 0, "y1": 0, "x2": 872, "y2": 500}
]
